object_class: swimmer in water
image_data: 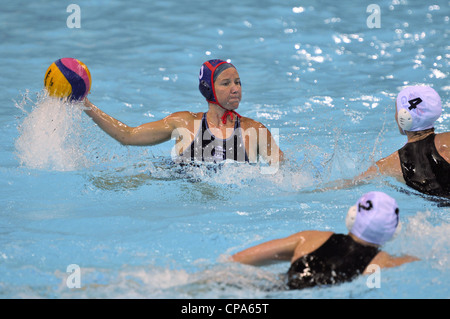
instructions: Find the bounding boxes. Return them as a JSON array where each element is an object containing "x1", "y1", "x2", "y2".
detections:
[
  {"x1": 330, "y1": 86, "x2": 450, "y2": 198},
  {"x1": 83, "y1": 59, "x2": 283, "y2": 166},
  {"x1": 231, "y1": 191, "x2": 418, "y2": 290}
]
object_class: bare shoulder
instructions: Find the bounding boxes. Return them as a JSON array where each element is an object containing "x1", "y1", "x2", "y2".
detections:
[
  {"x1": 376, "y1": 151, "x2": 400, "y2": 169},
  {"x1": 240, "y1": 116, "x2": 266, "y2": 130},
  {"x1": 435, "y1": 131, "x2": 450, "y2": 140},
  {"x1": 291, "y1": 231, "x2": 334, "y2": 259},
  {"x1": 164, "y1": 111, "x2": 203, "y2": 128},
  {"x1": 297, "y1": 230, "x2": 334, "y2": 239},
  {"x1": 167, "y1": 111, "x2": 203, "y2": 120},
  {"x1": 286, "y1": 230, "x2": 333, "y2": 241},
  {"x1": 434, "y1": 132, "x2": 450, "y2": 162},
  {"x1": 375, "y1": 151, "x2": 403, "y2": 180}
]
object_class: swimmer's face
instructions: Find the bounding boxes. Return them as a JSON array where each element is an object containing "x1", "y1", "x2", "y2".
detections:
[{"x1": 214, "y1": 68, "x2": 242, "y2": 110}]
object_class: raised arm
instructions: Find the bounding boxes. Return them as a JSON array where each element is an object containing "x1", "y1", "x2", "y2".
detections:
[{"x1": 83, "y1": 98, "x2": 186, "y2": 146}]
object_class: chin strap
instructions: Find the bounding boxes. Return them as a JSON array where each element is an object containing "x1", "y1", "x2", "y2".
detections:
[
  {"x1": 221, "y1": 110, "x2": 241, "y2": 124},
  {"x1": 209, "y1": 100, "x2": 241, "y2": 124}
]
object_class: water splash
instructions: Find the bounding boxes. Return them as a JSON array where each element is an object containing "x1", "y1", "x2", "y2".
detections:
[
  {"x1": 50, "y1": 262, "x2": 284, "y2": 299},
  {"x1": 401, "y1": 211, "x2": 450, "y2": 271},
  {"x1": 11, "y1": 90, "x2": 357, "y2": 192},
  {"x1": 166, "y1": 160, "x2": 318, "y2": 192},
  {"x1": 14, "y1": 91, "x2": 90, "y2": 171}
]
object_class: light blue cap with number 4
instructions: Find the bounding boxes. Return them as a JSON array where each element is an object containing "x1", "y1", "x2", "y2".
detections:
[
  {"x1": 396, "y1": 85, "x2": 442, "y2": 132},
  {"x1": 346, "y1": 191, "x2": 400, "y2": 246}
]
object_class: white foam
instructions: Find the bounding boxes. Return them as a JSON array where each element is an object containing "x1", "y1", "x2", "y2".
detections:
[
  {"x1": 400, "y1": 211, "x2": 450, "y2": 271},
  {"x1": 52, "y1": 262, "x2": 282, "y2": 298},
  {"x1": 14, "y1": 92, "x2": 90, "y2": 171}
]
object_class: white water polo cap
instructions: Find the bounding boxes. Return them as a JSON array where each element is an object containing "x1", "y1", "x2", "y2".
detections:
[
  {"x1": 396, "y1": 85, "x2": 442, "y2": 131},
  {"x1": 346, "y1": 191, "x2": 400, "y2": 246}
]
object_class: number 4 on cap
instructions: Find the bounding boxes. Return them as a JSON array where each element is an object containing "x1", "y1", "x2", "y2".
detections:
[{"x1": 408, "y1": 97, "x2": 422, "y2": 110}]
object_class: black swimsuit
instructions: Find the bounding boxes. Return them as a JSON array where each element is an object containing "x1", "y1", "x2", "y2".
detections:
[
  {"x1": 287, "y1": 234, "x2": 379, "y2": 290},
  {"x1": 398, "y1": 133, "x2": 450, "y2": 198},
  {"x1": 177, "y1": 112, "x2": 249, "y2": 163}
]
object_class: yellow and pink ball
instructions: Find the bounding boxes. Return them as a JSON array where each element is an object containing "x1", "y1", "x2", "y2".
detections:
[{"x1": 44, "y1": 58, "x2": 91, "y2": 101}]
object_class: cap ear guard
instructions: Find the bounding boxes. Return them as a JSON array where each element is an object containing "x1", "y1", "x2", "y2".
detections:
[
  {"x1": 397, "y1": 108, "x2": 413, "y2": 131},
  {"x1": 199, "y1": 80, "x2": 213, "y2": 100},
  {"x1": 345, "y1": 205, "x2": 357, "y2": 232}
]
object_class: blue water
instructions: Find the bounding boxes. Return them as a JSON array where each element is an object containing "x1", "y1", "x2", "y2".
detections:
[{"x1": 1, "y1": 0, "x2": 449, "y2": 299}]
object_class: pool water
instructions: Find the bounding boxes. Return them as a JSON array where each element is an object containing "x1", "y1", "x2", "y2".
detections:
[{"x1": 0, "y1": 0, "x2": 449, "y2": 299}]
